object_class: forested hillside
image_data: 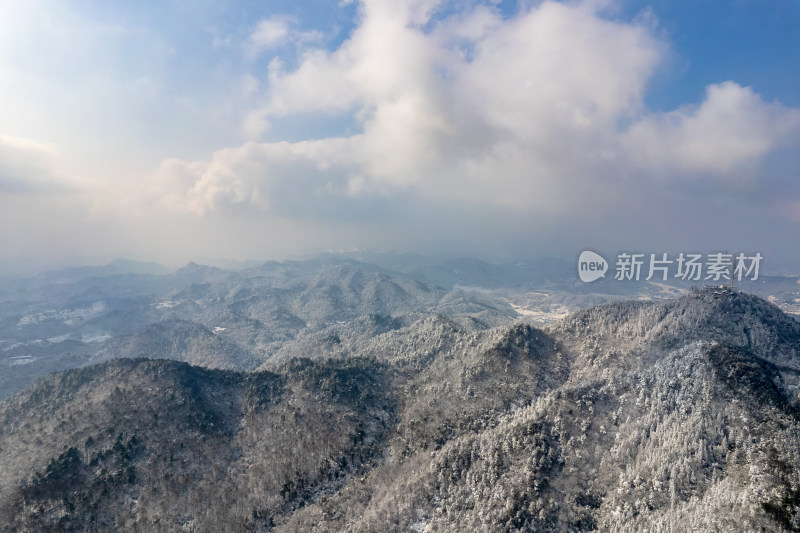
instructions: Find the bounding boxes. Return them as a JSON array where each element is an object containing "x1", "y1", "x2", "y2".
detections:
[
  {"x1": 1, "y1": 288, "x2": 799, "y2": 531},
  {"x1": 0, "y1": 259, "x2": 519, "y2": 399}
]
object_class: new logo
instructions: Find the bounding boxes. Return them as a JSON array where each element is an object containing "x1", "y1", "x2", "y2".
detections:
[{"x1": 578, "y1": 250, "x2": 608, "y2": 283}]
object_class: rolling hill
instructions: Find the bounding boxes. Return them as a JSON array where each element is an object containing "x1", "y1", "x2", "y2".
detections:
[{"x1": 1, "y1": 288, "x2": 799, "y2": 531}]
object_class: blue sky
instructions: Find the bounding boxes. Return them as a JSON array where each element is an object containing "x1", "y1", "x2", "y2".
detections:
[
  {"x1": 1, "y1": 0, "x2": 799, "y2": 271},
  {"x1": 622, "y1": 0, "x2": 800, "y2": 110}
]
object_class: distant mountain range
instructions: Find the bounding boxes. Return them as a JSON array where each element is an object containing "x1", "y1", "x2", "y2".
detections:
[
  {"x1": 1, "y1": 255, "x2": 798, "y2": 402},
  {"x1": 2, "y1": 288, "x2": 800, "y2": 531},
  {"x1": 0, "y1": 258, "x2": 515, "y2": 400}
]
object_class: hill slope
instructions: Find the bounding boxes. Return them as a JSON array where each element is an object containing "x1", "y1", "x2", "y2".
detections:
[
  {"x1": 1, "y1": 288, "x2": 799, "y2": 531},
  {"x1": 0, "y1": 258, "x2": 518, "y2": 399}
]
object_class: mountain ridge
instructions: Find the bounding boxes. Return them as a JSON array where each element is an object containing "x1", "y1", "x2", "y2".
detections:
[{"x1": 2, "y1": 289, "x2": 800, "y2": 531}]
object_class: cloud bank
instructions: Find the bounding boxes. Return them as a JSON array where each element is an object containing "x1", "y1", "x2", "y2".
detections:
[
  {"x1": 139, "y1": 2, "x2": 799, "y2": 234},
  {"x1": 2, "y1": 0, "x2": 800, "y2": 267}
]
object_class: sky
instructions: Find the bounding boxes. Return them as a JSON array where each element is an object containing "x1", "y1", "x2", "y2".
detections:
[{"x1": 1, "y1": 0, "x2": 799, "y2": 272}]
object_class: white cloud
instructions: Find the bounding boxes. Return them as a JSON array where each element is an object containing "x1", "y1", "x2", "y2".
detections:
[
  {"x1": 132, "y1": 0, "x2": 800, "y2": 227},
  {"x1": 625, "y1": 82, "x2": 800, "y2": 176},
  {"x1": 8, "y1": 0, "x2": 795, "y2": 265},
  {"x1": 133, "y1": 139, "x2": 360, "y2": 216},
  {"x1": 250, "y1": 17, "x2": 292, "y2": 51},
  {"x1": 0, "y1": 135, "x2": 78, "y2": 194},
  {"x1": 161, "y1": 1, "x2": 668, "y2": 214},
  {"x1": 247, "y1": 15, "x2": 324, "y2": 58}
]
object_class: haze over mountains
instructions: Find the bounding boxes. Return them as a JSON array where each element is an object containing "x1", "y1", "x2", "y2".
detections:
[
  {"x1": 0, "y1": 256, "x2": 521, "y2": 400},
  {"x1": 2, "y1": 284, "x2": 800, "y2": 531},
  {"x1": 1, "y1": 255, "x2": 798, "y2": 402}
]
